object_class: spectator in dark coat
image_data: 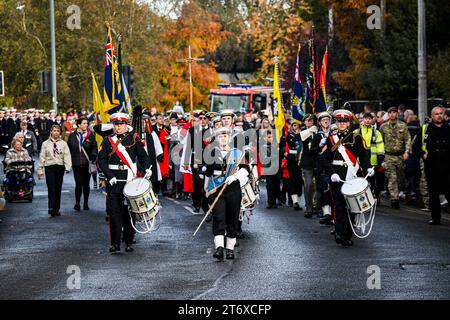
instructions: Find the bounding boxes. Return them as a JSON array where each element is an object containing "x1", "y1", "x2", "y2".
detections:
[{"x1": 67, "y1": 117, "x2": 98, "y2": 211}]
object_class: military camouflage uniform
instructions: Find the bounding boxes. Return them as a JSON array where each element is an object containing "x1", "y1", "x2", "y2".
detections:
[
  {"x1": 379, "y1": 121, "x2": 412, "y2": 202},
  {"x1": 419, "y1": 158, "x2": 429, "y2": 208}
]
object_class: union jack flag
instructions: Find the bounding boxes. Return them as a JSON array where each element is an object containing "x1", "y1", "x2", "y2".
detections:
[{"x1": 104, "y1": 23, "x2": 123, "y2": 114}]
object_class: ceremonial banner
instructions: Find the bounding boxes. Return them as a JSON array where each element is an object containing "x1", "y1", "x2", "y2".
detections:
[
  {"x1": 291, "y1": 44, "x2": 305, "y2": 123},
  {"x1": 273, "y1": 61, "x2": 285, "y2": 144},
  {"x1": 104, "y1": 23, "x2": 123, "y2": 114}
]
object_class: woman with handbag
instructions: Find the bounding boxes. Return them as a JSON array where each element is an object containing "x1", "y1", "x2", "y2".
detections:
[{"x1": 68, "y1": 117, "x2": 98, "y2": 211}]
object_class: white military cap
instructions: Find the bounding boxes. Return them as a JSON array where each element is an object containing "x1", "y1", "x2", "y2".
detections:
[{"x1": 110, "y1": 112, "x2": 130, "y2": 124}]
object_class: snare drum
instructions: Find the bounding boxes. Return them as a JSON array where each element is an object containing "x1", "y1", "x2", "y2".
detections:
[
  {"x1": 340, "y1": 177, "x2": 375, "y2": 214},
  {"x1": 123, "y1": 178, "x2": 159, "y2": 220},
  {"x1": 241, "y1": 179, "x2": 258, "y2": 210}
]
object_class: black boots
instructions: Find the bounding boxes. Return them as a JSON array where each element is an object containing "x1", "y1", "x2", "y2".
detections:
[
  {"x1": 320, "y1": 215, "x2": 334, "y2": 225},
  {"x1": 294, "y1": 203, "x2": 302, "y2": 211},
  {"x1": 428, "y1": 219, "x2": 440, "y2": 225},
  {"x1": 213, "y1": 247, "x2": 224, "y2": 260},
  {"x1": 391, "y1": 200, "x2": 400, "y2": 209},
  {"x1": 335, "y1": 235, "x2": 354, "y2": 247},
  {"x1": 109, "y1": 244, "x2": 120, "y2": 253},
  {"x1": 225, "y1": 249, "x2": 235, "y2": 260}
]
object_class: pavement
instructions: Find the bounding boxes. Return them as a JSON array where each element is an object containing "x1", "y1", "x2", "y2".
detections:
[{"x1": 0, "y1": 168, "x2": 449, "y2": 300}]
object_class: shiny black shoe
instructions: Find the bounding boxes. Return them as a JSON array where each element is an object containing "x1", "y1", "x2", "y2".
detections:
[
  {"x1": 213, "y1": 247, "x2": 224, "y2": 260},
  {"x1": 205, "y1": 214, "x2": 212, "y2": 223},
  {"x1": 391, "y1": 200, "x2": 400, "y2": 209},
  {"x1": 193, "y1": 207, "x2": 200, "y2": 213},
  {"x1": 335, "y1": 234, "x2": 344, "y2": 245},
  {"x1": 125, "y1": 245, "x2": 134, "y2": 252},
  {"x1": 48, "y1": 209, "x2": 54, "y2": 216},
  {"x1": 83, "y1": 204, "x2": 90, "y2": 211},
  {"x1": 294, "y1": 203, "x2": 302, "y2": 211},
  {"x1": 320, "y1": 215, "x2": 334, "y2": 226},
  {"x1": 237, "y1": 232, "x2": 245, "y2": 239},
  {"x1": 109, "y1": 244, "x2": 120, "y2": 253},
  {"x1": 74, "y1": 204, "x2": 81, "y2": 211},
  {"x1": 54, "y1": 211, "x2": 61, "y2": 216},
  {"x1": 304, "y1": 212, "x2": 313, "y2": 218},
  {"x1": 225, "y1": 249, "x2": 235, "y2": 260},
  {"x1": 330, "y1": 229, "x2": 336, "y2": 236},
  {"x1": 428, "y1": 219, "x2": 440, "y2": 225}
]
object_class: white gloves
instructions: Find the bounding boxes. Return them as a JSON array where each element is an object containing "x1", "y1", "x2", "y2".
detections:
[
  {"x1": 225, "y1": 175, "x2": 238, "y2": 185},
  {"x1": 331, "y1": 174, "x2": 341, "y2": 183},
  {"x1": 109, "y1": 177, "x2": 117, "y2": 186},
  {"x1": 367, "y1": 167, "x2": 375, "y2": 177},
  {"x1": 145, "y1": 167, "x2": 153, "y2": 180},
  {"x1": 300, "y1": 126, "x2": 318, "y2": 141},
  {"x1": 319, "y1": 137, "x2": 327, "y2": 148}
]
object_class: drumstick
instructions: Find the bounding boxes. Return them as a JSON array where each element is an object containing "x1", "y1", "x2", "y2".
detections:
[
  {"x1": 192, "y1": 153, "x2": 245, "y2": 238},
  {"x1": 136, "y1": 165, "x2": 152, "y2": 191}
]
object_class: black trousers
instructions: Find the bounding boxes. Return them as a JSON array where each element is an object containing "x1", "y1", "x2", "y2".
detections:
[
  {"x1": 330, "y1": 182, "x2": 352, "y2": 238},
  {"x1": 107, "y1": 193, "x2": 134, "y2": 246},
  {"x1": 192, "y1": 168, "x2": 208, "y2": 212},
  {"x1": 153, "y1": 181, "x2": 161, "y2": 195},
  {"x1": 372, "y1": 171, "x2": 385, "y2": 198},
  {"x1": 209, "y1": 181, "x2": 242, "y2": 238},
  {"x1": 265, "y1": 174, "x2": 280, "y2": 205},
  {"x1": 317, "y1": 173, "x2": 331, "y2": 207},
  {"x1": 287, "y1": 157, "x2": 302, "y2": 196},
  {"x1": 73, "y1": 166, "x2": 91, "y2": 206},
  {"x1": 426, "y1": 171, "x2": 450, "y2": 222},
  {"x1": 45, "y1": 165, "x2": 65, "y2": 213}
]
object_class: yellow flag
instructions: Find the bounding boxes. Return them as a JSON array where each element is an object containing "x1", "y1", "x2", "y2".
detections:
[
  {"x1": 92, "y1": 73, "x2": 108, "y2": 149},
  {"x1": 273, "y1": 61, "x2": 285, "y2": 143}
]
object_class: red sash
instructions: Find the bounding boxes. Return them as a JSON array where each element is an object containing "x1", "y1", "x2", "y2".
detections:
[{"x1": 108, "y1": 136, "x2": 133, "y2": 172}]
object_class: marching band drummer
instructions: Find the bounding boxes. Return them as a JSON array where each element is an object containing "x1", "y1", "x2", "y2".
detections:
[
  {"x1": 320, "y1": 110, "x2": 374, "y2": 247},
  {"x1": 98, "y1": 113, "x2": 151, "y2": 254},
  {"x1": 203, "y1": 127, "x2": 249, "y2": 261}
]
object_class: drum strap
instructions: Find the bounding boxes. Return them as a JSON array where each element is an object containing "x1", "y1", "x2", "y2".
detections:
[
  {"x1": 108, "y1": 136, "x2": 137, "y2": 181},
  {"x1": 330, "y1": 135, "x2": 359, "y2": 180}
]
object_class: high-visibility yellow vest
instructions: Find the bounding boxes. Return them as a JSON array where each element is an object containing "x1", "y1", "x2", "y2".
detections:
[
  {"x1": 355, "y1": 125, "x2": 385, "y2": 166},
  {"x1": 421, "y1": 124, "x2": 429, "y2": 156}
]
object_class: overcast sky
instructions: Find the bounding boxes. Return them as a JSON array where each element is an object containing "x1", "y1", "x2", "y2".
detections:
[{"x1": 139, "y1": 0, "x2": 181, "y2": 18}]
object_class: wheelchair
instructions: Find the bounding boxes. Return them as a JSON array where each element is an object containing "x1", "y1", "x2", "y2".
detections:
[{"x1": 2, "y1": 160, "x2": 35, "y2": 203}]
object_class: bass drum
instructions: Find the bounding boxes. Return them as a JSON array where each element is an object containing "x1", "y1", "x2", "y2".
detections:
[{"x1": 123, "y1": 178, "x2": 161, "y2": 234}]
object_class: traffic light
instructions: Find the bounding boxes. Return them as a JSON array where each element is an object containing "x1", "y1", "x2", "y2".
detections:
[
  {"x1": 0, "y1": 71, "x2": 4, "y2": 97},
  {"x1": 39, "y1": 70, "x2": 52, "y2": 94},
  {"x1": 123, "y1": 65, "x2": 134, "y2": 99}
]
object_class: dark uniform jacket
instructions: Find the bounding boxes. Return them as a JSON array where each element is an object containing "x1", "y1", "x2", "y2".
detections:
[
  {"x1": 300, "y1": 129, "x2": 316, "y2": 170},
  {"x1": 67, "y1": 130, "x2": 98, "y2": 168},
  {"x1": 184, "y1": 125, "x2": 213, "y2": 168},
  {"x1": 321, "y1": 130, "x2": 371, "y2": 181},
  {"x1": 414, "y1": 122, "x2": 450, "y2": 189},
  {"x1": 98, "y1": 132, "x2": 150, "y2": 194}
]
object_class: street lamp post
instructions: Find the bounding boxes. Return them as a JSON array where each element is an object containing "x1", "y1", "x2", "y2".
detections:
[
  {"x1": 50, "y1": 0, "x2": 58, "y2": 113},
  {"x1": 418, "y1": 0, "x2": 427, "y2": 124}
]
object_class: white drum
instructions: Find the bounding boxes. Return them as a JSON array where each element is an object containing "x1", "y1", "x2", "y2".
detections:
[
  {"x1": 340, "y1": 178, "x2": 375, "y2": 214},
  {"x1": 340, "y1": 177, "x2": 377, "y2": 239},
  {"x1": 123, "y1": 178, "x2": 161, "y2": 234},
  {"x1": 241, "y1": 175, "x2": 258, "y2": 210}
]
